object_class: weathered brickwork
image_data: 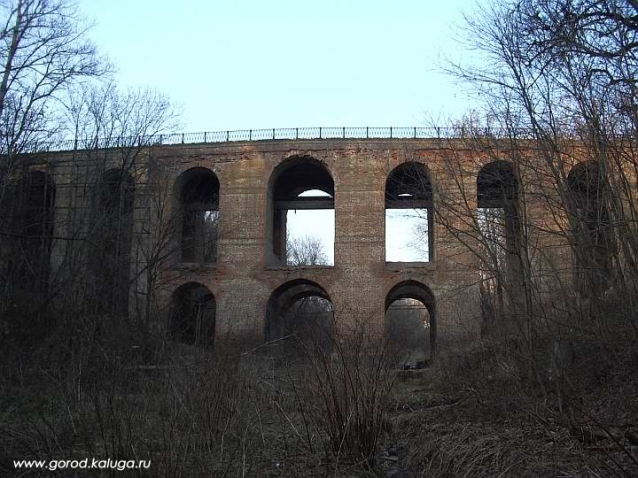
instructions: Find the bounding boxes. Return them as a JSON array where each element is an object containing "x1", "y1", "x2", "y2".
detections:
[
  {"x1": 147, "y1": 139, "x2": 488, "y2": 344},
  {"x1": 7, "y1": 137, "x2": 591, "y2": 352}
]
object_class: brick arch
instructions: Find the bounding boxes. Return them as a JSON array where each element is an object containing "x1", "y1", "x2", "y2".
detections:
[
  {"x1": 173, "y1": 166, "x2": 220, "y2": 201},
  {"x1": 385, "y1": 280, "x2": 437, "y2": 360},
  {"x1": 385, "y1": 161, "x2": 433, "y2": 204},
  {"x1": 173, "y1": 167, "x2": 220, "y2": 264},
  {"x1": 385, "y1": 161, "x2": 434, "y2": 262},
  {"x1": 567, "y1": 160, "x2": 613, "y2": 292},
  {"x1": 89, "y1": 167, "x2": 135, "y2": 315},
  {"x1": 169, "y1": 281, "x2": 216, "y2": 346},
  {"x1": 265, "y1": 278, "x2": 334, "y2": 343},
  {"x1": 477, "y1": 160, "x2": 517, "y2": 208},
  {"x1": 476, "y1": 159, "x2": 524, "y2": 319},
  {"x1": 266, "y1": 155, "x2": 336, "y2": 266},
  {"x1": 567, "y1": 160, "x2": 603, "y2": 197},
  {"x1": 13, "y1": 170, "x2": 56, "y2": 296},
  {"x1": 173, "y1": 162, "x2": 222, "y2": 186},
  {"x1": 268, "y1": 154, "x2": 335, "y2": 197}
]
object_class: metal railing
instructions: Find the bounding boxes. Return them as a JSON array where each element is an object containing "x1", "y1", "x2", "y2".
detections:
[{"x1": 29, "y1": 126, "x2": 522, "y2": 153}]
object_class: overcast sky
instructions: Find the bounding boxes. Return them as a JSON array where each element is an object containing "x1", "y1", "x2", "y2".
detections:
[
  {"x1": 79, "y1": 0, "x2": 477, "y2": 133},
  {"x1": 78, "y1": 0, "x2": 480, "y2": 262}
]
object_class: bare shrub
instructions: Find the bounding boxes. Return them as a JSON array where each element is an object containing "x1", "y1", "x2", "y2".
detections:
[{"x1": 293, "y1": 321, "x2": 397, "y2": 468}]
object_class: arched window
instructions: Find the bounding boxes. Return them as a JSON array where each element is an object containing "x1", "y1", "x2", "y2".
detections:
[
  {"x1": 90, "y1": 168, "x2": 135, "y2": 315},
  {"x1": 267, "y1": 157, "x2": 334, "y2": 267},
  {"x1": 169, "y1": 282, "x2": 216, "y2": 346},
  {"x1": 13, "y1": 170, "x2": 56, "y2": 293},
  {"x1": 385, "y1": 162, "x2": 433, "y2": 262},
  {"x1": 265, "y1": 279, "x2": 334, "y2": 354},
  {"x1": 567, "y1": 160, "x2": 612, "y2": 292},
  {"x1": 385, "y1": 280, "x2": 437, "y2": 363},
  {"x1": 476, "y1": 160, "x2": 522, "y2": 324},
  {"x1": 477, "y1": 160, "x2": 518, "y2": 209},
  {"x1": 177, "y1": 168, "x2": 219, "y2": 263}
]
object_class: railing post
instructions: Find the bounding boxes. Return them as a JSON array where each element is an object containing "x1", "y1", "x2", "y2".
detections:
[
  {"x1": 296, "y1": 127, "x2": 298, "y2": 139},
  {"x1": 319, "y1": 127, "x2": 322, "y2": 139},
  {"x1": 390, "y1": 127, "x2": 393, "y2": 138},
  {"x1": 366, "y1": 126, "x2": 369, "y2": 138},
  {"x1": 181, "y1": 133, "x2": 185, "y2": 144},
  {"x1": 272, "y1": 128, "x2": 275, "y2": 140},
  {"x1": 414, "y1": 127, "x2": 417, "y2": 138},
  {"x1": 226, "y1": 131, "x2": 229, "y2": 142},
  {"x1": 436, "y1": 127, "x2": 441, "y2": 138},
  {"x1": 343, "y1": 126, "x2": 345, "y2": 138},
  {"x1": 249, "y1": 129, "x2": 252, "y2": 141},
  {"x1": 204, "y1": 132, "x2": 207, "y2": 143}
]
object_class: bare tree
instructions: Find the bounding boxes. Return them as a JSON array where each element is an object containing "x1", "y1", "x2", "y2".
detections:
[
  {"x1": 428, "y1": 0, "x2": 638, "y2": 375},
  {"x1": 0, "y1": 0, "x2": 106, "y2": 156},
  {"x1": 0, "y1": 0, "x2": 108, "y2": 340},
  {"x1": 55, "y1": 82, "x2": 179, "y2": 320},
  {"x1": 286, "y1": 234, "x2": 329, "y2": 266}
]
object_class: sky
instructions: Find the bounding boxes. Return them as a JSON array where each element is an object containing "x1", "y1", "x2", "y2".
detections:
[
  {"x1": 78, "y1": 0, "x2": 480, "y2": 263},
  {"x1": 78, "y1": 0, "x2": 477, "y2": 133}
]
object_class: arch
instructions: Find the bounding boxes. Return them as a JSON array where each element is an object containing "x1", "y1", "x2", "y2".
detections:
[
  {"x1": 567, "y1": 160, "x2": 604, "y2": 197},
  {"x1": 476, "y1": 160, "x2": 523, "y2": 323},
  {"x1": 265, "y1": 279, "x2": 334, "y2": 350},
  {"x1": 269, "y1": 156, "x2": 334, "y2": 200},
  {"x1": 13, "y1": 170, "x2": 56, "y2": 293},
  {"x1": 175, "y1": 167, "x2": 220, "y2": 263},
  {"x1": 267, "y1": 156, "x2": 335, "y2": 266},
  {"x1": 567, "y1": 160, "x2": 612, "y2": 291},
  {"x1": 385, "y1": 280, "x2": 437, "y2": 361},
  {"x1": 169, "y1": 282, "x2": 216, "y2": 346},
  {"x1": 385, "y1": 162, "x2": 433, "y2": 205},
  {"x1": 100, "y1": 168, "x2": 135, "y2": 212},
  {"x1": 385, "y1": 162, "x2": 433, "y2": 262},
  {"x1": 477, "y1": 160, "x2": 517, "y2": 208},
  {"x1": 89, "y1": 168, "x2": 135, "y2": 315}
]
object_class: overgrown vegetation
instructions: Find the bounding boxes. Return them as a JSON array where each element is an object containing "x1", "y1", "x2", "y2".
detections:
[
  {"x1": 0, "y1": 315, "x2": 402, "y2": 476},
  {"x1": 2, "y1": 0, "x2": 638, "y2": 476}
]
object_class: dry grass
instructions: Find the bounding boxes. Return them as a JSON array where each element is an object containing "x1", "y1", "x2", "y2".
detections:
[
  {"x1": 383, "y1": 328, "x2": 638, "y2": 478},
  {"x1": 1, "y1": 312, "x2": 637, "y2": 477}
]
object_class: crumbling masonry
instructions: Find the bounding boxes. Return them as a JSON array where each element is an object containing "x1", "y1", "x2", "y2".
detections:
[{"x1": 2, "y1": 132, "x2": 607, "y2": 357}]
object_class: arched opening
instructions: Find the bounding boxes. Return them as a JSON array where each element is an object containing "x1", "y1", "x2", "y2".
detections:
[
  {"x1": 385, "y1": 280, "x2": 436, "y2": 364},
  {"x1": 265, "y1": 279, "x2": 335, "y2": 354},
  {"x1": 13, "y1": 170, "x2": 56, "y2": 294},
  {"x1": 169, "y1": 282, "x2": 216, "y2": 346},
  {"x1": 476, "y1": 160, "x2": 522, "y2": 324},
  {"x1": 385, "y1": 162, "x2": 433, "y2": 262},
  {"x1": 176, "y1": 168, "x2": 219, "y2": 264},
  {"x1": 90, "y1": 168, "x2": 135, "y2": 315},
  {"x1": 267, "y1": 156, "x2": 335, "y2": 267},
  {"x1": 567, "y1": 160, "x2": 612, "y2": 292}
]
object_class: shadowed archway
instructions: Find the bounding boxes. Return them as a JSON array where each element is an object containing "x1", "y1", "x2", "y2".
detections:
[
  {"x1": 13, "y1": 170, "x2": 56, "y2": 295},
  {"x1": 567, "y1": 160, "x2": 613, "y2": 293},
  {"x1": 476, "y1": 160, "x2": 523, "y2": 325},
  {"x1": 385, "y1": 280, "x2": 437, "y2": 362},
  {"x1": 265, "y1": 279, "x2": 334, "y2": 353},
  {"x1": 90, "y1": 168, "x2": 135, "y2": 316},
  {"x1": 174, "y1": 167, "x2": 220, "y2": 264},
  {"x1": 169, "y1": 282, "x2": 216, "y2": 346}
]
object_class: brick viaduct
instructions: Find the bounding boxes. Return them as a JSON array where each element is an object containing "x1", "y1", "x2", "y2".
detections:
[
  {"x1": 153, "y1": 137, "x2": 481, "y2": 354},
  {"x1": 6, "y1": 131, "x2": 592, "y2": 356}
]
